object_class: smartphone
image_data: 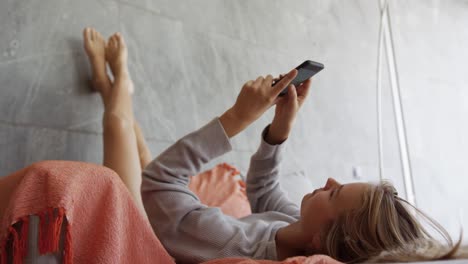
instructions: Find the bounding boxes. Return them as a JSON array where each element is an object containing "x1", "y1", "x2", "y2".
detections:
[{"x1": 274, "y1": 60, "x2": 324, "y2": 96}]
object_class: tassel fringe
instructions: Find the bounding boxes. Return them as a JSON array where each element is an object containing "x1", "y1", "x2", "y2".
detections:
[
  {"x1": 0, "y1": 207, "x2": 72, "y2": 264},
  {"x1": 63, "y1": 221, "x2": 73, "y2": 264}
]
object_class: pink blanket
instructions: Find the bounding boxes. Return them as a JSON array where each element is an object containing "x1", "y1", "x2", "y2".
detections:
[
  {"x1": 0, "y1": 161, "x2": 174, "y2": 264},
  {"x1": 0, "y1": 161, "x2": 341, "y2": 264}
]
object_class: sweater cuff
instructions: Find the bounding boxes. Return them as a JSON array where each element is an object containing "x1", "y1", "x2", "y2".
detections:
[
  {"x1": 252, "y1": 125, "x2": 286, "y2": 160},
  {"x1": 198, "y1": 118, "x2": 233, "y2": 158}
]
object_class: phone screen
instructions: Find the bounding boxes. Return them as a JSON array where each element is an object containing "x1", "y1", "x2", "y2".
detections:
[
  {"x1": 277, "y1": 60, "x2": 324, "y2": 96},
  {"x1": 291, "y1": 68, "x2": 317, "y2": 86}
]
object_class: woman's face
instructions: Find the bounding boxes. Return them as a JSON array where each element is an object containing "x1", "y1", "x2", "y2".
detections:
[{"x1": 300, "y1": 178, "x2": 369, "y2": 240}]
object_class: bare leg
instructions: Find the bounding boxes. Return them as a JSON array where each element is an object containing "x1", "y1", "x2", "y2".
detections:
[
  {"x1": 103, "y1": 32, "x2": 145, "y2": 212},
  {"x1": 83, "y1": 28, "x2": 149, "y2": 214},
  {"x1": 134, "y1": 122, "x2": 153, "y2": 169},
  {"x1": 100, "y1": 34, "x2": 152, "y2": 169},
  {"x1": 83, "y1": 28, "x2": 152, "y2": 171}
]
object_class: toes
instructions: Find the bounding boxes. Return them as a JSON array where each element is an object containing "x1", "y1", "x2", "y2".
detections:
[
  {"x1": 113, "y1": 35, "x2": 119, "y2": 48},
  {"x1": 96, "y1": 31, "x2": 104, "y2": 42},
  {"x1": 106, "y1": 33, "x2": 126, "y2": 53},
  {"x1": 108, "y1": 35, "x2": 115, "y2": 47},
  {"x1": 115, "y1": 35, "x2": 121, "y2": 48},
  {"x1": 112, "y1": 37, "x2": 117, "y2": 48},
  {"x1": 108, "y1": 33, "x2": 126, "y2": 51},
  {"x1": 115, "y1": 33, "x2": 126, "y2": 47},
  {"x1": 91, "y1": 29, "x2": 97, "y2": 41},
  {"x1": 83, "y1": 27, "x2": 91, "y2": 41}
]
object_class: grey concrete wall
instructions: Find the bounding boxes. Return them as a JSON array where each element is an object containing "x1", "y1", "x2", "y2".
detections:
[
  {"x1": 389, "y1": 0, "x2": 468, "y2": 241},
  {"x1": 0, "y1": 0, "x2": 466, "y2": 242}
]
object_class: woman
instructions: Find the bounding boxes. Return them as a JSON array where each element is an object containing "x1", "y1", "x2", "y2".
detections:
[{"x1": 83, "y1": 28, "x2": 462, "y2": 263}]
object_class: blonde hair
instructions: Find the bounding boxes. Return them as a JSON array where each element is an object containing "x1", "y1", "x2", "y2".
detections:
[{"x1": 321, "y1": 181, "x2": 466, "y2": 263}]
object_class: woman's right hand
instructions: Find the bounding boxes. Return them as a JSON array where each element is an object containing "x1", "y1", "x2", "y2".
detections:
[{"x1": 220, "y1": 69, "x2": 298, "y2": 138}]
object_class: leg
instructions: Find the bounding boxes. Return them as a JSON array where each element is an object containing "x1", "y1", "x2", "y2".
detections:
[
  {"x1": 83, "y1": 28, "x2": 145, "y2": 214},
  {"x1": 103, "y1": 32, "x2": 145, "y2": 212},
  {"x1": 134, "y1": 122, "x2": 153, "y2": 169},
  {"x1": 83, "y1": 28, "x2": 152, "y2": 171}
]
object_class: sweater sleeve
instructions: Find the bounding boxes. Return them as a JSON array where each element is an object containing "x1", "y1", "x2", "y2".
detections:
[
  {"x1": 246, "y1": 125, "x2": 300, "y2": 217},
  {"x1": 141, "y1": 119, "x2": 279, "y2": 263}
]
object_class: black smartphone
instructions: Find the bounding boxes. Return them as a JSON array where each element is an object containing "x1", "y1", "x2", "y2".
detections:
[{"x1": 274, "y1": 60, "x2": 324, "y2": 96}]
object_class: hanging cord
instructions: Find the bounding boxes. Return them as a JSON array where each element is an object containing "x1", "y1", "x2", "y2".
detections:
[
  {"x1": 376, "y1": 0, "x2": 387, "y2": 182},
  {"x1": 379, "y1": 0, "x2": 417, "y2": 205}
]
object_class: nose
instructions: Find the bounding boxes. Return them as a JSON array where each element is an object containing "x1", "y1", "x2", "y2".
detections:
[{"x1": 324, "y1": 177, "x2": 340, "y2": 190}]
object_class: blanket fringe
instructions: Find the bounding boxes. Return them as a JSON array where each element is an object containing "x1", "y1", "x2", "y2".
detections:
[
  {"x1": 0, "y1": 241, "x2": 5, "y2": 264},
  {"x1": 1, "y1": 207, "x2": 72, "y2": 264},
  {"x1": 38, "y1": 207, "x2": 64, "y2": 254},
  {"x1": 63, "y1": 221, "x2": 73, "y2": 264},
  {"x1": 9, "y1": 226, "x2": 19, "y2": 264},
  {"x1": 20, "y1": 217, "x2": 29, "y2": 260}
]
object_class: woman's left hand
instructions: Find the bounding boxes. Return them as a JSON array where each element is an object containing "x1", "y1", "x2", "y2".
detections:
[{"x1": 265, "y1": 78, "x2": 312, "y2": 145}]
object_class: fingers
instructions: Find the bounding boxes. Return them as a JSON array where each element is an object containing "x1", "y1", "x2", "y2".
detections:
[
  {"x1": 253, "y1": 76, "x2": 264, "y2": 88},
  {"x1": 248, "y1": 75, "x2": 272, "y2": 89},
  {"x1": 286, "y1": 84, "x2": 297, "y2": 104},
  {"x1": 273, "y1": 96, "x2": 282, "y2": 105},
  {"x1": 274, "y1": 84, "x2": 296, "y2": 106},
  {"x1": 296, "y1": 79, "x2": 312, "y2": 107},
  {"x1": 272, "y1": 69, "x2": 298, "y2": 96},
  {"x1": 297, "y1": 79, "x2": 311, "y2": 96},
  {"x1": 262, "y1": 75, "x2": 273, "y2": 87},
  {"x1": 273, "y1": 73, "x2": 284, "y2": 83}
]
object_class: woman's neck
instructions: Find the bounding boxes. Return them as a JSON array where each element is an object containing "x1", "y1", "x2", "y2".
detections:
[{"x1": 275, "y1": 221, "x2": 316, "y2": 260}]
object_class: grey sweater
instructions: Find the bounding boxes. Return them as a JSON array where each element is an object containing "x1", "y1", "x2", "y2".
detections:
[{"x1": 142, "y1": 118, "x2": 300, "y2": 263}]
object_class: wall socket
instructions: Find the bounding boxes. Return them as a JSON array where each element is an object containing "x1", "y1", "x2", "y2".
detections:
[{"x1": 352, "y1": 166, "x2": 362, "y2": 180}]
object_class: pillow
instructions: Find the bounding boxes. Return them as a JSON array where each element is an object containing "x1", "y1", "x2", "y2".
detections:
[{"x1": 189, "y1": 163, "x2": 252, "y2": 218}]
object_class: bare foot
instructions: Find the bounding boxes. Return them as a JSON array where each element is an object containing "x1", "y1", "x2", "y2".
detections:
[
  {"x1": 106, "y1": 32, "x2": 134, "y2": 94},
  {"x1": 83, "y1": 27, "x2": 112, "y2": 99}
]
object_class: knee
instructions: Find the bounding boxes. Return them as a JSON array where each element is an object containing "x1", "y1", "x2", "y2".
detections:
[{"x1": 103, "y1": 111, "x2": 133, "y2": 133}]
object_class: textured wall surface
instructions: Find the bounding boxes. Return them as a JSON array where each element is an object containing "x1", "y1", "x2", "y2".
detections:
[
  {"x1": 389, "y1": 0, "x2": 468, "y2": 241},
  {"x1": 0, "y1": 0, "x2": 466, "y2": 241}
]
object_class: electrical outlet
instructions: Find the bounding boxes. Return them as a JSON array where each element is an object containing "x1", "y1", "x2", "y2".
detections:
[{"x1": 352, "y1": 166, "x2": 362, "y2": 180}]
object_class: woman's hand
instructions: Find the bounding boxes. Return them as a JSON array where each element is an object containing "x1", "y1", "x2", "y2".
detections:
[
  {"x1": 265, "y1": 77, "x2": 312, "y2": 145},
  {"x1": 220, "y1": 69, "x2": 298, "y2": 138}
]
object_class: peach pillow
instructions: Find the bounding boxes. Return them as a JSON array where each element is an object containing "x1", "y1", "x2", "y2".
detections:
[{"x1": 189, "y1": 163, "x2": 251, "y2": 218}]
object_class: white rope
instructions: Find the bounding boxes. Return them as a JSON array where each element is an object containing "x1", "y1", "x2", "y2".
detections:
[
  {"x1": 379, "y1": 0, "x2": 417, "y2": 205},
  {"x1": 376, "y1": 0, "x2": 387, "y2": 181}
]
